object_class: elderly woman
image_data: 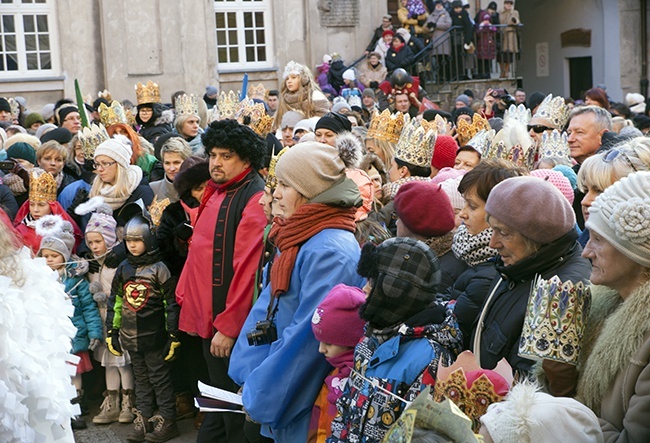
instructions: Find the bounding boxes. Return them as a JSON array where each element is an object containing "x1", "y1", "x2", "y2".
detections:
[
  {"x1": 229, "y1": 139, "x2": 364, "y2": 442},
  {"x1": 472, "y1": 176, "x2": 591, "y2": 395},
  {"x1": 149, "y1": 136, "x2": 192, "y2": 203},
  {"x1": 577, "y1": 171, "x2": 650, "y2": 441},
  {"x1": 36, "y1": 140, "x2": 77, "y2": 194}
]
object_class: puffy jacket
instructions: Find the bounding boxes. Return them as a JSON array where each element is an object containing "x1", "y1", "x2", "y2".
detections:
[{"x1": 64, "y1": 264, "x2": 103, "y2": 353}]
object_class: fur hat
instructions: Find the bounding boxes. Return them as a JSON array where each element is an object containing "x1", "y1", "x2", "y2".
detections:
[
  {"x1": 485, "y1": 176, "x2": 575, "y2": 245},
  {"x1": 357, "y1": 237, "x2": 441, "y2": 328},
  {"x1": 586, "y1": 171, "x2": 650, "y2": 267},
  {"x1": 311, "y1": 284, "x2": 366, "y2": 348},
  {"x1": 94, "y1": 136, "x2": 133, "y2": 169},
  {"x1": 36, "y1": 215, "x2": 75, "y2": 262},
  {"x1": 275, "y1": 134, "x2": 362, "y2": 200},
  {"x1": 394, "y1": 181, "x2": 455, "y2": 238},
  {"x1": 174, "y1": 157, "x2": 210, "y2": 202},
  {"x1": 76, "y1": 196, "x2": 118, "y2": 250},
  {"x1": 480, "y1": 383, "x2": 603, "y2": 443}
]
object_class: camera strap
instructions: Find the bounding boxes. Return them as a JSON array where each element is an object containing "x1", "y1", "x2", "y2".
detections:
[{"x1": 265, "y1": 294, "x2": 280, "y2": 323}]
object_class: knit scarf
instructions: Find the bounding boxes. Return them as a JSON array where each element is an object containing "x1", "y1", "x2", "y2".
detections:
[
  {"x1": 269, "y1": 203, "x2": 356, "y2": 297},
  {"x1": 452, "y1": 224, "x2": 499, "y2": 267},
  {"x1": 324, "y1": 349, "x2": 355, "y2": 411},
  {"x1": 383, "y1": 176, "x2": 431, "y2": 201},
  {"x1": 425, "y1": 231, "x2": 455, "y2": 258},
  {"x1": 576, "y1": 280, "x2": 650, "y2": 415},
  {"x1": 96, "y1": 166, "x2": 142, "y2": 210}
]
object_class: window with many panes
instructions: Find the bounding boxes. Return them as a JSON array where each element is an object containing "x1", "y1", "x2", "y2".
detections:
[
  {"x1": 0, "y1": 0, "x2": 58, "y2": 77},
  {"x1": 214, "y1": 0, "x2": 273, "y2": 70}
]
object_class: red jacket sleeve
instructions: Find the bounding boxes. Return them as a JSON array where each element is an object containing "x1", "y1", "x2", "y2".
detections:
[{"x1": 213, "y1": 191, "x2": 266, "y2": 338}]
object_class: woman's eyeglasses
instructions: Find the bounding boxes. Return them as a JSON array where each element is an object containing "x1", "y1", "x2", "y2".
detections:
[
  {"x1": 93, "y1": 160, "x2": 117, "y2": 170},
  {"x1": 603, "y1": 149, "x2": 638, "y2": 172},
  {"x1": 527, "y1": 124, "x2": 553, "y2": 134}
]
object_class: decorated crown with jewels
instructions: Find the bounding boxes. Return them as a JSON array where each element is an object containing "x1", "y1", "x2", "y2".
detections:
[
  {"x1": 218, "y1": 90, "x2": 240, "y2": 120},
  {"x1": 98, "y1": 89, "x2": 112, "y2": 102},
  {"x1": 79, "y1": 123, "x2": 110, "y2": 160},
  {"x1": 29, "y1": 169, "x2": 58, "y2": 203},
  {"x1": 533, "y1": 94, "x2": 571, "y2": 130},
  {"x1": 518, "y1": 275, "x2": 591, "y2": 365},
  {"x1": 503, "y1": 104, "x2": 531, "y2": 126},
  {"x1": 433, "y1": 114, "x2": 449, "y2": 135},
  {"x1": 457, "y1": 113, "x2": 490, "y2": 147},
  {"x1": 148, "y1": 195, "x2": 171, "y2": 228},
  {"x1": 247, "y1": 83, "x2": 269, "y2": 101},
  {"x1": 465, "y1": 129, "x2": 495, "y2": 156},
  {"x1": 236, "y1": 98, "x2": 273, "y2": 136},
  {"x1": 394, "y1": 119, "x2": 437, "y2": 168},
  {"x1": 98, "y1": 100, "x2": 128, "y2": 127},
  {"x1": 175, "y1": 94, "x2": 199, "y2": 117},
  {"x1": 367, "y1": 109, "x2": 409, "y2": 143},
  {"x1": 485, "y1": 118, "x2": 537, "y2": 170},
  {"x1": 135, "y1": 80, "x2": 161, "y2": 105},
  {"x1": 266, "y1": 146, "x2": 289, "y2": 190},
  {"x1": 539, "y1": 129, "x2": 571, "y2": 163}
]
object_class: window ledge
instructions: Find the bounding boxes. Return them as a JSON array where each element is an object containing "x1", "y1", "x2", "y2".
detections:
[
  {"x1": 218, "y1": 66, "x2": 278, "y2": 74},
  {"x1": 0, "y1": 75, "x2": 65, "y2": 83},
  {"x1": 0, "y1": 76, "x2": 65, "y2": 93}
]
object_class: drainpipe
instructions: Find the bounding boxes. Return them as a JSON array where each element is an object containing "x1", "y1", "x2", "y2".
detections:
[{"x1": 641, "y1": 0, "x2": 648, "y2": 97}]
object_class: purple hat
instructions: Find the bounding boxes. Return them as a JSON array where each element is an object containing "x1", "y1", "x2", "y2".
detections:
[{"x1": 311, "y1": 284, "x2": 366, "y2": 348}]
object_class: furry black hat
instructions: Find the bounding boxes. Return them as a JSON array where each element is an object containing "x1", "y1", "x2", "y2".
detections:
[
  {"x1": 202, "y1": 119, "x2": 266, "y2": 170},
  {"x1": 174, "y1": 159, "x2": 210, "y2": 202}
]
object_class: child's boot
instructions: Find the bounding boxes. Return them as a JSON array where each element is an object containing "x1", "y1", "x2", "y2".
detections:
[
  {"x1": 127, "y1": 409, "x2": 153, "y2": 443},
  {"x1": 93, "y1": 390, "x2": 120, "y2": 424},
  {"x1": 119, "y1": 389, "x2": 136, "y2": 423},
  {"x1": 144, "y1": 415, "x2": 180, "y2": 442}
]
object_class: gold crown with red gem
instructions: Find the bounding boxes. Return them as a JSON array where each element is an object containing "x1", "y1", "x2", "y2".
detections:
[
  {"x1": 367, "y1": 109, "x2": 409, "y2": 143},
  {"x1": 135, "y1": 80, "x2": 161, "y2": 105}
]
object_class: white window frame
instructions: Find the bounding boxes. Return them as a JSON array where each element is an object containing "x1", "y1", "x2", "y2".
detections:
[
  {"x1": 213, "y1": 0, "x2": 274, "y2": 71},
  {"x1": 0, "y1": 0, "x2": 60, "y2": 79}
]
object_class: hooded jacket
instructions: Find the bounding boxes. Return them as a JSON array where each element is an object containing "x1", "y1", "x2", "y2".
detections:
[
  {"x1": 63, "y1": 263, "x2": 103, "y2": 353},
  {"x1": 137, "y1": 103, "x2": 173, "y2": 144}
]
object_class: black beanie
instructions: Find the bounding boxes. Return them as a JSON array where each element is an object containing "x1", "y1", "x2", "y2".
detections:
[
  {"x1": 315, "y1": 112, "x2": 352, "y2": 134},
  {"x1": 55, "y1": 104, "x2": 79, "y2": 125},
  {"x1": 0, "y1": 97, "x2": 11, "y2": 113},
  {"x1": 40, "y1": 127, "x2": 72, "y2": 144}
]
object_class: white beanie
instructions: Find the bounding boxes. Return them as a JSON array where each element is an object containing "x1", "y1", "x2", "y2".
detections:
[
  {"x1": 439, "y1": 176, "x2": 465, "y2": 212},
  {"x1": 625, "y1": 92, "x2": 646, "y2": 114},
  {"x1": 586, "y1": 171, "x2": 650, "y2": 267},
  {"x1": 94, "y1": 136, "x2": 133, "y2": 169},
  {"x1": 480, "y1": 383, "x2": 604, "y2": 443},
  {"x1": 343, "y1": 69, "x2": 356, "y2": 81}
]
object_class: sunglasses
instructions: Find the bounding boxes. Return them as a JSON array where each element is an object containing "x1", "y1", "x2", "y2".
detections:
[
  {"x1": 527, "y1": 124, "x2": 553, "y2": 134},
  {"x1": 604, "y1": 149, "x2": 638, "y2": 172}
]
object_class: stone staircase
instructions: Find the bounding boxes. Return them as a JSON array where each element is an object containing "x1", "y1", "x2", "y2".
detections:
[{"x1": 425, "y1": 77, "x2": 523, "y2": 112}]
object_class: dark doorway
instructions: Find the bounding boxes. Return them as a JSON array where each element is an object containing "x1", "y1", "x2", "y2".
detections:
[
  {"x1": 387, "y1": 0, "x2": 399, "y2": 26},
  {"x1": 569, "y1": 57, "x2": 593, "y2": 100}
]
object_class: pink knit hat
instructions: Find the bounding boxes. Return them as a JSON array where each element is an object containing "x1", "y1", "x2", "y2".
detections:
[
  {"x1": 530, "y1": 169, "x2": 574, "y2": 204},
  {"x1": 431, "y1": 135, "x2": 458, "y2": 170},
  {"x1": 431, "y1": 166, "x2": 466, "y2": 185},
  {"x1": 311, "y1": 284, "x2": 367, "y2": 348}
]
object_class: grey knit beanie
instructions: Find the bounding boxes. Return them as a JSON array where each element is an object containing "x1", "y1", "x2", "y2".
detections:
[
  {"x1": 36, "y1": 215, "x2": 75, "y2": 262},
  {"x1": 586, "y1": 171, "x2": 650, "y2": 267}
]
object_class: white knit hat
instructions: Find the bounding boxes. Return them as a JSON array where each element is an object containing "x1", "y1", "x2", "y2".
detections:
[
  {"x1": 439, "y1": 176, "x2": 465, "y2": 212},
  {"x1": 36, "y1": 215, "x2": 76, "y2": 262},
  {"x1": 586, "y1": 171, "x2": 650, "y2": 267},
  {"x1": 479, "y1": 383, "x2": 604, "y2": 443},
  {"x1": 94, "y1": 136, "x2": 133, "y2": 169},
  {"x1": 625, "y1": 92, "x2": 646, "y2": 114},
  {"x1": 342, "y1": 69, "x2": 356, "y2": 81}
]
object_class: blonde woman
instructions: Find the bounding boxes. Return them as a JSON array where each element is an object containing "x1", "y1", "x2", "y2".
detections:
[{"x1": 36, "y1": 140, "x2": 76, "y2": 194}]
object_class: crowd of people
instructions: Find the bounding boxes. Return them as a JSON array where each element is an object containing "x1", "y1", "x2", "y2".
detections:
[{"x1": 1, "y1": 11, "x2": 650, "y2": 443}]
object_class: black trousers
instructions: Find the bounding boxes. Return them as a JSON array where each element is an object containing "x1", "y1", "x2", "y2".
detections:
[
  {"x1": 197, "y1": 338, "x2": 246, "y2": 443},
  {"x1": 130, "y1": 348, "x2": 176, "y2": 419}
]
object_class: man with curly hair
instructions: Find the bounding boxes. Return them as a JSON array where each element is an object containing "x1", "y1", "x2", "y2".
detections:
[{"x1": 176, "y1": 119, "x2": 267, "y2": 443}]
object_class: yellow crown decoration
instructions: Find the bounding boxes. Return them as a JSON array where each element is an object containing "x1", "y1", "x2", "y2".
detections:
[
  {"x1": 486, "y1": 118, "x2": 537, "y2": 170},
  {"x1": 465, "y1": 129, "x2": 496, "y2": 156},
  {"x1": 135, "y1": 80, "x2": 161, "y2": 105},
  {"x1": 98, "y1": 100, "x2": 128, "y2": 127},
  {"x1": 217, "y1": 90, "x2": 240, "y2": 120},
  {"x1": 539, "y1": 129, "x2": 571, "y2": 163},
  {"x1": 266, "y1": 146, "x2": 290, "y2": 190},
  {"x1": 456, "y1": 114, "x2": 490, "y2": 147},
  {"x1": 503, "y1": 104, "x2": 531, "y2": 126},
  {"x1": 175, "y1": 94, "x2": 199, "y2": 117},
  {"x1": 394, "y1": 119, "x2": 437, "y2": 168},
  {"x1": 7, "y1": 97, "x2": 19, "y2": 118},
  {"x1": 367, "y1": 109, "x2": 409, "y2": 143},
  {"x1": 236, "y1": 98, "x2": 273, "y2": 137},
  {"x1": 518, "y1": 275, "x2": 591, "y2": 365},
  {"x1": 148, "y1": 195, "x2": 171, "y2": 228},
  {"x1": 433, "y1": 351, "x2": 513, "y2": 432},
  {"x1": 98, "y1": 89, "x2": 112, "y2": 102},
  {"x1": 532, "y1": 94, "x2": 571, "y2": 130},
  {"x1": 79, "y1": 123, "x2": 110, "y2": 160},
  {"x1": 29, "y1": 170, "x2": 58, "y2": 203},
  {"x1": 247, "y1": 83, "x2": 269, "y2": 101}
]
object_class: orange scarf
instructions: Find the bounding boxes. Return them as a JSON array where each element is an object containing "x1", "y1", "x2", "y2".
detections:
[{"x1": 269, "y1": 203, "x2": 356, "y2": 297}]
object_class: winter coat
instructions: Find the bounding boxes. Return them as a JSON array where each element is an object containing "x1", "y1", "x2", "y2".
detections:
[
  {"x1": 451, "y1": 8, "x2": 474, "y2": 46},
  {"x1": 358, "y1": 61, "x2": 388, "y2": 88},
  {"x1": 437, "y1": 249, "x2": 468, "y2": 294},
  {"x1": 328, "y1": 304, "x2": 463, "y2": 443},
  {"x1": 472, "y1": 231, "x2": 591, "y2": 376},
  {"x1": 427, "y1": 8, "x2": 453, "y2": 56},
  {"x1": 64, "y1": 264, "x2": 103, "y2": 353},
  {"x1": 149, "y1": 176, "x2": 179, "y2": 203},
  {"x1": 229, "y1": 228, "x2": 364, "y2": 442},
  {"x1": 366, "y1": 25, "x2": 392, "y2": 53},
  {"x1": 156, "y1": 200, "x2": 190, "y2": 276},
  {"x1": 385, "y1": 45, "x2": 415, "y2": 74},
  {"x1": 328, "y1": 60, "x2": 347, "y2": 95},
  {"x1": 475, "y1": 22, "x2": 497, "y2": 60},
  {"x1": 0, "y1": 183, "x2": 18, "y2": 220},
  {"x1": 499, "y1": 8, "x2": 520, "y2": 53},
  {"x1": 137, "y1": 103, "x2": 173, "y2": 144},
  {"x1": 374, "y1": 40, "x2": 391, "y2": 66},
  {"x1": 57, "y1": 171, "x2": 77, "y2": 196},
  {"x1": 397, "y1": 7, "x2": 428, "y2": 35},
  {"x1": 576, "y1": 283, "x2": 650, "y2": 442},
  {"x1": 58, "y1": 179, "x2": 91, "y2": 211}
]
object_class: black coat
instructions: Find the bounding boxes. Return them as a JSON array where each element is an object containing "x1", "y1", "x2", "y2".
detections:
[
  {"x1": 437, "y1": 250, "x2": 468, "y2": 294},
  {"x1": 0, "y1": 183, "x2": 18, "y2": 220},
  {"x1": 386, "y1": 45, "x2": 415, "y2": 73},
  {"x1": 156, "y1": 201, "x2": 190, "y2": 277},
  {"x1": 471, "y1": 231, "x2": 591, "y2": 375},
  {"x1": 451, "y1": 8, "x2": 474, "y2": 45}
]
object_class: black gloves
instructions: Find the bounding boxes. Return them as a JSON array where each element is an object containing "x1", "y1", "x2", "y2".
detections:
[
  {"x1": 104, "y1": 242, "x2": 127, "y2": 269},
  {"x1": 175, "y1": 222, "x2": 193, "y2": 242}
]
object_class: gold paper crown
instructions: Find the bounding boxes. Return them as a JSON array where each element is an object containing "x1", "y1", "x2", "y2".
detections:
[
  {"x1": 518, "y1": 275, "x2": 591, "y2": 365},
  {"x1": 175, "y1": 94, "x2": 199, "y2": 117},
  {"x1": 98, "y1": 89, "x2": 112, "y2": 102},
  {"x1": 433, "y1": 351, "x2": 513, "y2": 432},
  {"x1": 135, "y1": 80, "x2": 161, "y2": 105},
  {"x1": 539, "y1": 129, "x2": 571, "y2": 162},
  {"x1": 486, "y1": 119, "x2": 537, "y2": 170},
  {"x1": 7, "y1": 97, "x2": 19, "y2": 118},
  {"x1": 148, "y1": 195, "x2": 171, "y2": 228},
  {"x1": 532, "y1": 94, "x2": 570, "y2": 130},
  {"x1": 457, "y1": 114, "x2": 490, "y2": 147},
  {"x1": 465, "y1": 129, "x2": 495, "y2": 156},
  {"x1": 79, "y1": 123, "x2": 110, "y2": 160},
  {"x1": 503, "y1": 104, "x2": 531, "y2": 126},
  {"x1": 394, "y1": 119, "x2": 437, "y2": 168},
  {"x1": 99, "y1": 100, "x2": 128, "y2": 127},
  {"x1": 266, "y1": 146, "x2": 290, "y2": 190},
  {"x1": 29, "y1": 170, "x2": 57, "y2": 203},
  {"x1": 367, "y1": 109, "x2": 409, "y2": 143},
  {"x1": 247, "y1": 83, "x2": 269, "y2": 101},
  {"x1": 236, "y1": 98, "x2": 273, "y2": 136},
  {"x1": 217, "y1": 90, "x2": 240, "y2": 120}
]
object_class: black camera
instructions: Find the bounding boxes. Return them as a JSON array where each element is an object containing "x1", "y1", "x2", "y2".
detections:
[
  {"x1": 246, "y1": 320, "x2": 277, "y2": 346},
  {"x1": 0, "y1": 159, "x2": 15, "y2": 172},
  {"x1": 499, "y1": 94, "x2": 516, "y2": 108}
]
